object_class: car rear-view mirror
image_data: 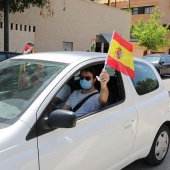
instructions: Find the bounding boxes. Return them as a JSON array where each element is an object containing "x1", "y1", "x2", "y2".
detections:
[
  {"x1": 159, "y1": 61, "x2": 165, "y2": 64},
  {"x1": 41, "y1": 109, "x2": 76, "y2": 129}
]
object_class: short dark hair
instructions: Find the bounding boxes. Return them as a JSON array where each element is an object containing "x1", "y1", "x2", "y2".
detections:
[
  {"x1": 27, "y1": 42, "x2": 33, "y2": 46},
  {"x1": 81, "y1": 66, "x2": 97, "y2": 77}
]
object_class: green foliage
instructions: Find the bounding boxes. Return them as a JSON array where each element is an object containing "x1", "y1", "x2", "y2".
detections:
[
  {"x1": 136, "y1": 78, "x2": 158, "y2": 95},
  {"x1": 0, "y1": 0, "x2": 45, "y2": 13},
  {"x1": 125, "y1": 6, "x2": 132, "y2": 13},
  {"x1": 130, "y1": 7, "x2": 170, "y2": 51},
  {"x1": 0, "y1": 0, "x2": 54, "y2": 17}
]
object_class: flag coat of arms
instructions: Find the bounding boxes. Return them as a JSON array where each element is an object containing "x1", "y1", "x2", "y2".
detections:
[{"x1": 106, "y1": 31, "x2": 135, "y2": 78}]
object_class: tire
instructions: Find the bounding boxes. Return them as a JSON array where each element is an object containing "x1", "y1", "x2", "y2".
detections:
[{"x1": 145, "y1": 125, "x2": 170, "y2": 166}]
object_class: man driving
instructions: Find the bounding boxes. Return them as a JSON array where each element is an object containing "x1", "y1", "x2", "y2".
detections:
[{"x1": 62, "y1": 66, "x2": 110, "y2": 117}]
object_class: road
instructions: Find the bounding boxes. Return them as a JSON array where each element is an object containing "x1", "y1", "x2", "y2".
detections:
[{"x1": 122, "y1": 75, "x2": 170, "y2": 170}]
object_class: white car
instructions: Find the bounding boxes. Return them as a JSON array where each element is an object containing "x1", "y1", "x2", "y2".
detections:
[{"x1": 0, "y1": 51, "x2": 170, "y2": 170}]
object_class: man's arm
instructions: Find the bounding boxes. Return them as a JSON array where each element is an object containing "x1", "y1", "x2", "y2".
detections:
[
  {"x1": 52, "y1": 97, "x2": 62, "y2": 105},
  {"x1": 24, "y1": 46, "x2": 34, "y2": 54},
  {"x1": 53, "y1": 84, "x2": 71, "y2": 104},
  {"x1": 98, "y1": 69, "x2": 110, "y2": 106},
  {"x1": 62, "y1": 104, "x2": 71, "y2": 111}
]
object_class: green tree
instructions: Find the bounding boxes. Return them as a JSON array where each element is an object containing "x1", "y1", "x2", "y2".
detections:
[
  {"x1": 130, "y1": 7, "x2": 170, "y2": 53},
  {"x1": 0, "y1": 0, "x2": 53, "y2": 15}
]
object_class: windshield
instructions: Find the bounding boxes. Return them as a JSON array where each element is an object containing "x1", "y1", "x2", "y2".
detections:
[
  {"x1": 0, "y1": 59, "x2": 68, "y2": 127},
  {"x1": 143, "y1": 56, "x2": 160, "y2": 63}
]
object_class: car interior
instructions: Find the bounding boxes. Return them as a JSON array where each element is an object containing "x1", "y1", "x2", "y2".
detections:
[
  {"x1": 27, "y1": 63, "x2": 126, "y2": 138},
  {"x1": 66, "y1": 63, "x2": 124, "y2": 108}
]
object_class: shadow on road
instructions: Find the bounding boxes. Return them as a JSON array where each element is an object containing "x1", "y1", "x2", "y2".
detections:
[
  {"x1": 122, "y1": 158, "x2": 164, "y2": 170},
  {"x1": 122, "y1": 136, "x2": 170, "y2": 170}
]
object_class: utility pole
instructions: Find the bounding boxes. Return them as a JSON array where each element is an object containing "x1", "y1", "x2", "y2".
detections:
[
  {"x1": 4, "y1": 0, "x2": 9, "y2": 51},
  {"x1": 108, "y1": 0, "x2": 111, "y2": 6}
]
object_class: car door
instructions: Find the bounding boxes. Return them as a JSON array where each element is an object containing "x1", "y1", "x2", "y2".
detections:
[
  {"x1": 128, "y1": 60, "x2": 169, "y2": 162},
  {"x1": 159, "y1": 55, "x2": 167, "y2": 75},
  {"x1": 36, "y1": 62, "x2": 137, "y2": 170},
  {"x1": 165, "y1": 55, "x2": 170, "y2": 74},
  {"x1": 0, "y1": 122, "x2": 39, "y2": 170}
]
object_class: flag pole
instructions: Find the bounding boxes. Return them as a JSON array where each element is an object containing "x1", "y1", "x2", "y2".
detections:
[{"x1": 104, "y1": 30, "x2": 115, "y2": 69}]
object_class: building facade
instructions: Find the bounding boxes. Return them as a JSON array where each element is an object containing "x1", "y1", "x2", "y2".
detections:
[
  {"x1": 0, "y1": 0, "x2": 131, "y2": 53},
  {"x1": 109, "y1": 0, "x2": 170, "y2": 57}
]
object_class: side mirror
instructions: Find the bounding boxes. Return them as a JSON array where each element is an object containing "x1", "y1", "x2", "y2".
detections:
[
  {"x1": 160, "y1": 61, "x2": 165, "y2": 65},
  {"x1": 41, "y1": 109, "x2": 76, "y2": 129}
]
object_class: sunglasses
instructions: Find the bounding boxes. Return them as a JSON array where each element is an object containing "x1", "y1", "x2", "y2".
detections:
[{"x1": 79, "y1": 75, "x2": 93, "y2": 81}]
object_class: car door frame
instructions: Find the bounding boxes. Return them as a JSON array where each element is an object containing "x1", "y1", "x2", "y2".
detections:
[
  {"x1": 127, "y1": 59, "x2": 170, "y2": 164},
  {"x1": 35, "y1": 58, "x2": 138, "y2": 170},
  {"x1": 164, "y1": 54, "x2": 170, "y2": 74},
  {"x1": 159, "y1": 55, "x2": 168, "y2": 75}
]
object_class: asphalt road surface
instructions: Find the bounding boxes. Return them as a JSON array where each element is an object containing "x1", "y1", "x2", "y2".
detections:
[{"x1": 122, "y1": 75, "x2": 170, "y2": 170}]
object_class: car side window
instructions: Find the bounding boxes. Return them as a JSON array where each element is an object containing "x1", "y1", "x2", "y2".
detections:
[
  {"x1": 131, "y1": 61, "x2": 159, "y2": 95},
  {"x1": 51, "y1": 64, "x2": 124, "y2": 116},
  {"x1": 165, "y1": 56, "x2": 170, "y2": 63},
  {"x1": 160, "y1": 56, "x2": 166, "y2": 63},
  {"x1": 105, "y1": 66, "x2": 124, "y2": 105}
]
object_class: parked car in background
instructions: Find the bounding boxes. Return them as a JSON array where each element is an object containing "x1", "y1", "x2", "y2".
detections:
[
  {"x1": 0, "y1": 51, "x2": 21, "y2": 62},
  {"x1": 0, "y1": 51, "x2": 170, "y2": 170},
  {"x1": 143, "y1": 54, "x2": 170, "y2": 76}
]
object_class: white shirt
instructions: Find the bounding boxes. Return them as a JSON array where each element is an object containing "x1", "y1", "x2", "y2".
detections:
[
  {"x1": 24, "y1": 49, "x2": 31, "y2": 54},
  {"x1": 66, "y1": 89, "x2": 100, "y2": 117}
]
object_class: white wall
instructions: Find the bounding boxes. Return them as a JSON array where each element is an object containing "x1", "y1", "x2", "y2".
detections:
[{"x1": 0, "y1": 0, "x2": 131, "y2": 53}]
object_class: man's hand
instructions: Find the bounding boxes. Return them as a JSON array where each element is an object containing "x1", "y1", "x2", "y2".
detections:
[
  {"x1": 99, "y1": 68, "x2": 110, "y2": 89},
  {"x1": 98, "y1": 68, "x2": 110, "y2": 106},
  {"x1": 29, "y1": 46, "x2": 34, "y2": 52}
]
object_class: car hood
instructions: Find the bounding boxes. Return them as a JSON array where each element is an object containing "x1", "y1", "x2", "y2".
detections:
[
  {"x1": 148, "y1": 62, "x2": 159, "y2": 67},
  {"x1": 148, "y1": 61, "x2": 159, "y2": 64},
  {"x1": 0, "y1": 120, "x2": 30, "y2": 152}
]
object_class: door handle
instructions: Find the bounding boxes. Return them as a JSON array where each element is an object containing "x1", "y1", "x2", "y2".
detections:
[{"x1": 122, "y1": 120, "x2": 134, "y2": 128}]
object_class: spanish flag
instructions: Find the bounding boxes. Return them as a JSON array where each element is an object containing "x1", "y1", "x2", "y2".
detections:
[
  {"x1": 18, "y1": 64, "x2": 26, "y2": 88},
  {"x1": 106, "y1": 31, "x2": 135, "y2": 78}
]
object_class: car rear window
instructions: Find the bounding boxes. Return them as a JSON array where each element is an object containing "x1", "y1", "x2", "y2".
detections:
[
  {"x1": 165, "y1": 55, "x2": 170, "y2": 63},
  {"x1": 143, "y1": 55, "x2": 160, "y2": 63},
  {"x1": 7, "y1": 53, "x2": 20, "y2": 59},
  {"x1": 131, "y1": 61, "x2": 159, "y2": 95},
  {"x1": 0, "y1": 54, "x2": 6, "y2": 62}
]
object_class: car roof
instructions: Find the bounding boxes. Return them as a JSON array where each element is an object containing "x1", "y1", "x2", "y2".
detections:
[
  {"x1": 0, "y1": 51, "x2": 21, "y2": 54},
  {"x1": 143, "y1": 54, "x2": 169, "y2": 57},
  {"x1": 12, "y1": 51, "x2": 143, "y2": 64},
  {"x1": 12, "y1": 51, "x2": 106, "y2": 63}
]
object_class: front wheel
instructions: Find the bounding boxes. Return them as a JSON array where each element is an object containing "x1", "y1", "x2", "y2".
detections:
[{"x1": 145, "y1": 125, "x2": 170, "y2": 166}]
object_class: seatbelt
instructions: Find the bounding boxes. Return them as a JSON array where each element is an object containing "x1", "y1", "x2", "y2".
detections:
[{"x1": 72, "y1": 92, "x2": 99, "y2": 112}]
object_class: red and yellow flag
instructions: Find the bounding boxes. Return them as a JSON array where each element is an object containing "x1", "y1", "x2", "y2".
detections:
[
  {"x1": 106, "y1": 31, "x2": 135, "y2": 78},
  {"x1": 18, "y1": 64, "x2": 26, "y2": 88}
]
